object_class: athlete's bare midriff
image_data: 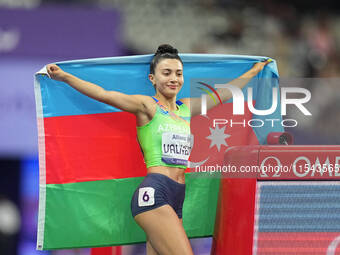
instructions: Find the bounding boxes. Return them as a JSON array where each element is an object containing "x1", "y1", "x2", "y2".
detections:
[{"x1": 147, "y1": 166, "x2": 186, "y2": 184}]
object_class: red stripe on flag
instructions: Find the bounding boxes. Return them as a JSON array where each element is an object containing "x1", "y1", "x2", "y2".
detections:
[{"x1": 44, "y1": 112, "x2": 146, "y2": 184}]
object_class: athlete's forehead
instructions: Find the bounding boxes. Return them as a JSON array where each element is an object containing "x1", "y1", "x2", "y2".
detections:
[{"x1": 156, "y1": 58, "x2": 183, "y2": 72}]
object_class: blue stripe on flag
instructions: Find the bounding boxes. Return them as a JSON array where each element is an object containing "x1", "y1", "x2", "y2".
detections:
[{"x1": 37, "y1": 54, "x2": 278, "y2": 118}]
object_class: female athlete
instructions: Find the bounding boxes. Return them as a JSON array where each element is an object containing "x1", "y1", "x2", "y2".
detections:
[{"x1": 47, "y1": 44, "x2": 270, "y2": 255}]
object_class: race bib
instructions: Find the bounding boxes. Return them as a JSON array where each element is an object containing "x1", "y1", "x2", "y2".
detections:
[
  {"x1": 161, "y1": 132, "x2": 193, "y2": 166},
  {"x1": 138, "y1": 187, "x2": 155, "y2": 207}
]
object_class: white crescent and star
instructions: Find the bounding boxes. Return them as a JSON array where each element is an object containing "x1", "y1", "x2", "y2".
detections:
[
  {"x1": 188, "y1": 124, "x2": 231, "y2": 167},
  {"x1": 206, "y1": 125, "x2": 231, "y2": 152}
]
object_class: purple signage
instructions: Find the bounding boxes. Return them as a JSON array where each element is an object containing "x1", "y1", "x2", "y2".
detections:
[
  {"x1": 0, "y1": 6, "x2": 124, "y2": 156},
  {"x1": 0, "y1": 6, "x2": 123, "y2": 58}
]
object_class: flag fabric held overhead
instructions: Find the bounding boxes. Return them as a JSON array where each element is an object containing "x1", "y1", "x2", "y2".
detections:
[{"x1": 34, "y1": 54, "x2": 281, "y2": 250}]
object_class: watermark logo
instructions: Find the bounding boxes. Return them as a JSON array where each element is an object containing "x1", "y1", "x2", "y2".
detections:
[
  {"x1": 200, "y1": 83, "x2": 312, "y2": 116},
  {"x1": 189, "y1": 78, "x2": 314, "y2": 171}
]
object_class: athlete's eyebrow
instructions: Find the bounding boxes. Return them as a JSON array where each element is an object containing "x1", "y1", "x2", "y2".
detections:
[{"x1": 161, "y1": 68, "x2": 183, "y2": 72}]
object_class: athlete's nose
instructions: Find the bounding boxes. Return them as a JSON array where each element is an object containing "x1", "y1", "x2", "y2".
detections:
[{"x1": 169, "y1": 73, "x2": 178, "y2": 83}]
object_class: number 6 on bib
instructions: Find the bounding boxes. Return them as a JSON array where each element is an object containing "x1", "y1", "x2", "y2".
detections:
[{"x1": 138, "y1": 187, "x2": 155, "y2": 207}]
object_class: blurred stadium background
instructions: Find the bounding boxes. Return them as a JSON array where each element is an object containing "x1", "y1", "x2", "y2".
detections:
[{"x1": 1, "y1": 0, "x2": 340, "y2": 254}]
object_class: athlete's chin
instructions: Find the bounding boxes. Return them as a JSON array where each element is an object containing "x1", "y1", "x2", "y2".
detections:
[
  {"x1": 166, "y1": 90, "x2": 179, "y2": 98},
  {"x1": 162, "y1": 88, "x2": 178, "y2": 96}
]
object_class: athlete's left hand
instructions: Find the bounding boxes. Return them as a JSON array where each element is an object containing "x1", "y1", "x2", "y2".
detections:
[{"x1": 251, "y1": 58, "x2": 272, "y2": 73}]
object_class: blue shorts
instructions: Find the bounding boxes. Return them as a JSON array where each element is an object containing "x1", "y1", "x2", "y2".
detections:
[{"x1": 131, "y1": 173, "x2": 186, "y2": 219}]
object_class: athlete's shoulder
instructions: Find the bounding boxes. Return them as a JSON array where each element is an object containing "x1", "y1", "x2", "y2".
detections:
[
  {"x1": 132, "y1": 95, "x2": 155, "y2": 106},
  {"x1": 135, "y1": 95, "x2": 157, "y2": 115},
  {"x1": 132, "y1": 94, "x2": 151, "y2": 100},
  {"x1": 177, "y1": 98, "x2": 190, "y2": 108}
]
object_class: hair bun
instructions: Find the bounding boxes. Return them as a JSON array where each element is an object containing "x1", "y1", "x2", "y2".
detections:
[{"x1": 155, "y1": 44, "x2": 178, "y2": 55}]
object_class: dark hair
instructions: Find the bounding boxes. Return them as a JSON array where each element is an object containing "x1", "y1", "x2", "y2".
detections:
[{"x1": 150, "y1": 44, "x2": 183, "y2": 74}]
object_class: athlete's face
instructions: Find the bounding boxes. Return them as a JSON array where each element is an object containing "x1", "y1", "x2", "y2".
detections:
[{"x1": 149, "y1": 58, "x2": 184, "y2": 98}]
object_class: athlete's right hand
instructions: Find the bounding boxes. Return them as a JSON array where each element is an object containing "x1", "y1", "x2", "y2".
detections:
[{"x1": 46, "y1": 64, "x2": 67, "y2": 82}]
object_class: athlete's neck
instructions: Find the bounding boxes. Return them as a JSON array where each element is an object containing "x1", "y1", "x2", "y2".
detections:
[{"x1": 154, "y1": 93, "x2": 178, "y2": 111}]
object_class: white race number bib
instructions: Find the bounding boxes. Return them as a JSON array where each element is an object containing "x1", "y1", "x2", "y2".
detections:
[{"x1": 161, "y1": 132, "x2": 193, "y2": 166}]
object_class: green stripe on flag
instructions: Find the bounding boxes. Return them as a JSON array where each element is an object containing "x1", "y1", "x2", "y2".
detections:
[{"x1": 41, "y1": 173, "x2": 220, "y2": 249}]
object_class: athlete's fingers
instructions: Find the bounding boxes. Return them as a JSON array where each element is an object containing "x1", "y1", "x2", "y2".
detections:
[
  {"x1": 47, "y1": 64, "x2": 54, "y2": 74},
  {"x1": 263, "y1": 58, "x2": 273, "y2": 64},
  {"x1": 51, "y1": 65, "x2": 58, "y2": 72},
  {"x1": 47, "y1": 64, "x2": 57, "y2": 72}
]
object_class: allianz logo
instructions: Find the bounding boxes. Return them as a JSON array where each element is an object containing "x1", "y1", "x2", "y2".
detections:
[{"x1": 0, "y1": 27, "x2": 20, "y2": 52}]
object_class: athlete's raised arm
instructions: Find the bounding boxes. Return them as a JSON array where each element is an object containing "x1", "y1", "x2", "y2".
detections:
[
  {"x1": 46, "y1": 64, "x2": 146, "y2": 114},
  {"x1": 180, "y1": 59, "x2": 272, "y2": 116}
]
